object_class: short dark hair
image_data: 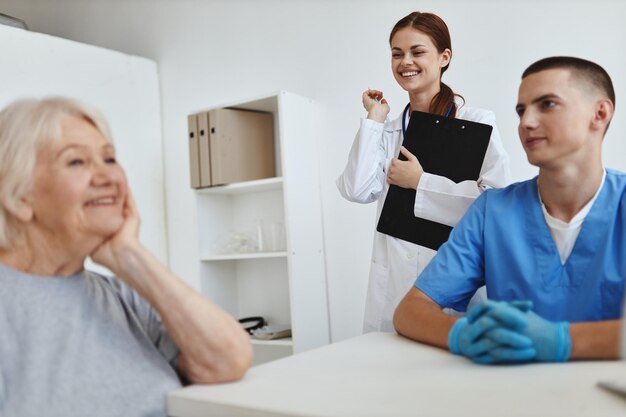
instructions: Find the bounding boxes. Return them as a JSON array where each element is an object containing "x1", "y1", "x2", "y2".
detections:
[{"x1": 522, "y1": 56, "x2": 615, "y2": 107}]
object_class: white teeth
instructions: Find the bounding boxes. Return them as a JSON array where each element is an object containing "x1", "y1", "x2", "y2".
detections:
[
  {"x1": 402, "y1": 71, "x2": 419, "y2": 77},
  {"x1": 88, "y1": 197, "x2": 115, "y2": 206}
]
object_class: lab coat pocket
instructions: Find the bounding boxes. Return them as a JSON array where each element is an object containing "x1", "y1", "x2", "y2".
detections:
[{"x1": 600, "y1": 278, "x2": 625, "y2": 320}]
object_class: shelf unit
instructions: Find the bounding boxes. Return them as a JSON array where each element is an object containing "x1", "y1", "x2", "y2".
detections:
[{"x1": 194, "y1": 91, "x2": 330, "y2": 365}]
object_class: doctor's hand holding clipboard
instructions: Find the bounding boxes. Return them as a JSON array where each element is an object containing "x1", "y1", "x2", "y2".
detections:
[{"x1": 336, "y1": 11, "x2": 511, "y2": 333}]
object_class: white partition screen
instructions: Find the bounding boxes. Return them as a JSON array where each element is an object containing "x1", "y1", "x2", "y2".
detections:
[{"x1": 0, "y1": 25, "x2": 167, "y2": 265}]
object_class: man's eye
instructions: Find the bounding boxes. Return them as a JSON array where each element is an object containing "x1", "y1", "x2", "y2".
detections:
[
  {"x1": 105, "y1": 157, "x2": 117, "y2": 164},
  {"x1": 541, "y1": 100, "x2": 556, "y2": 109},
  {"x1": 515, "y1": 108, "x2": 525, "y2": 117}
]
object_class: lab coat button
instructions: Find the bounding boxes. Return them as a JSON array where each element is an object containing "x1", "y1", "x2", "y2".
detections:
[{"x1": 406, "y1": 252, "x2": 415, "y2": 260}]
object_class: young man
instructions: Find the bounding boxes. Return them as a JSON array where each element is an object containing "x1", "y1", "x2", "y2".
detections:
[{"x1": 393, "y1": 56, "x2": 624, "y2": 363}]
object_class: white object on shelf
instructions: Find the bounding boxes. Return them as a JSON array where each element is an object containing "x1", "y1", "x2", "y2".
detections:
[
  {"x1": 251, "y1": 324, "x2": 292, "y2": 340},
  {"x1": 250, "y1": 337, "x2": 293, "y2": 347},
  {"x1": 194, "y1": 91, "x2": 330, "y2": 366}
]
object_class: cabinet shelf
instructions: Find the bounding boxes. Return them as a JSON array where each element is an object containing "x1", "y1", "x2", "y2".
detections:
[
  {"x1": 251, "y1": 337, "x2": 293, "y2": 347},
  {"x1": 197, "y1": 177, "x2": 283, "y2": 195},
  {"x1": 202, "y1": 251, "x2": 288, "y2": 261}
]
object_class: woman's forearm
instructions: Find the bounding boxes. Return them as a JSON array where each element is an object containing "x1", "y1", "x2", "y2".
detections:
[{"x1": 112, "y1": 243, "x2": 253, "y2": 383}]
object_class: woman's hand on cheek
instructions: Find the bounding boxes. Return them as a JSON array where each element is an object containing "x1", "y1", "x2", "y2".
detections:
[{"x1": 90, "y1": 190, "x2": 141, "y2": 275}]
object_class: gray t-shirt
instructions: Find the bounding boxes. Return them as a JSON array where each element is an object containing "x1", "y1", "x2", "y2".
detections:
[{"x1": 0, "y1": 262, "x2": 182, "y2": 417}]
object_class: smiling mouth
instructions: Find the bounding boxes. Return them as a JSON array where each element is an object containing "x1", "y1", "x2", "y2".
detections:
[
  {"x1": 525, "y1": 137, "x2": 545, "y2": 147},
  {"x1": 85, "y1": 197, "x2": 116, "y2": 206},
  {"x1": 401, "y1": 71, "x2": 420, "y2": 77}
]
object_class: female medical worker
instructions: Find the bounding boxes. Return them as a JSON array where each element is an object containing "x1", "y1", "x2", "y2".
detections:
[{"x1": 336, "y1": 11, "x2": 510, "y2": 333}]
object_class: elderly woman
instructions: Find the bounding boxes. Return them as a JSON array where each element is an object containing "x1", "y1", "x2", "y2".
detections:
[{"x1": 0, "y1": 97, "x2": 253, "y2": 417}]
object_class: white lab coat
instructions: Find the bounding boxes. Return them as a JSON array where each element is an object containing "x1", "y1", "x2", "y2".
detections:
[{"x1": 336, "y1": 106, "x2": 511, "y2": 332}]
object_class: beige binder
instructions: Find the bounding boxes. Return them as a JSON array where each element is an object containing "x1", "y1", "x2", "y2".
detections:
[
  {"x1": 197, "y1": 111, "x2": 212, "y2": 187},
  {"x1": 187, "y1": 114, "x2": 201, "y2": 188},
  {"x1": 206, "y1": 108, "x2": 275, "y2": 186}
]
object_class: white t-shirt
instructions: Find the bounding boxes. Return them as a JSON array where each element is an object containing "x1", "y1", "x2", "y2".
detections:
[{"x1": 541, "y1": 170, "x2": 606, "y2": 264}]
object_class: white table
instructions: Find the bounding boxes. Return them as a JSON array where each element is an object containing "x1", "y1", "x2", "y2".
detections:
[{"x1": 167, "y1": 332, "x2": 626, "y2": 417}]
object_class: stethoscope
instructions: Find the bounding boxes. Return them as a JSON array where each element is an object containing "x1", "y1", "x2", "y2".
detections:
[{"x1": 402, "y1": 103, "x2": 454, "y2": 139}]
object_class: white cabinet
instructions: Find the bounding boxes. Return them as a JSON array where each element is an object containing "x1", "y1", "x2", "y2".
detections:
[{"x1": 194, "y1": 91, "x2": 330, "y2": 364}]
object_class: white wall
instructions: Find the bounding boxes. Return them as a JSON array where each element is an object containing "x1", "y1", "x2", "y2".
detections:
[{"x1": 3, "y1": 0, "x2": 625, "y2": 342}]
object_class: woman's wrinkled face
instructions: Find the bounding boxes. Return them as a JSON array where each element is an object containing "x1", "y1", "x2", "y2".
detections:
[{"x1": 29, "y1": 115, "x2": 127, "y2": 246}]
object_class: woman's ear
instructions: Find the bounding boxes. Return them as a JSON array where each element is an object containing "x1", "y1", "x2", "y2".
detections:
[
  {"x1": 2, "y1": 194, "x2": 34, "y2": 223},
  {"x1": 591, "y1": 98, "x2": 614, "y2": 134},
  {"x1": 440, "y1": 48, "x2": 452, "y2": 68}
]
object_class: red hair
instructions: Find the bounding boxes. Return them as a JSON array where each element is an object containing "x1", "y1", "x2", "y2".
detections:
[{"x1": 390, "y1": 12, "x2": 463, "y2": 117}]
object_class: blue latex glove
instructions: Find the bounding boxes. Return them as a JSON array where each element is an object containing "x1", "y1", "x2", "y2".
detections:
[
  {"x1": 467, "y1": 300, "x2": 533, "y2": 324},
  {"x1": 510, "y1": 309, "x2": 571, "y2": 362},
  {"x1": 448, "y1": 300, "x2": 536, "y2": 363},
  {"x1": 449, "y1": 318, "x2": 536, "y2": 364},
  {"x1": 468, "y1": 300, "x2": 572, "y2": 363}
]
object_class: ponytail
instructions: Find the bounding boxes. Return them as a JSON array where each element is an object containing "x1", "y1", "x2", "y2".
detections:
[{"x1": 429, "y1": 82, "x2": 464, "y2": 118}]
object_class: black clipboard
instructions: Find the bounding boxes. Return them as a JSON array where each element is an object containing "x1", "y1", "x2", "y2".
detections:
[{"x1": 376, "y1": 110, "x2": 492, "y2": 250}]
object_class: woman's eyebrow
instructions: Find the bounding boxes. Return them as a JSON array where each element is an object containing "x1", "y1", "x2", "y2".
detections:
[{"x1": 391, "y1": 44, "x2": 426, "y2": 51}]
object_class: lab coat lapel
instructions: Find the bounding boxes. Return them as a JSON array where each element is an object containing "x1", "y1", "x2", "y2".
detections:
[{"x1": 384, "y1": 113, "x2": 404, "y2": 157}]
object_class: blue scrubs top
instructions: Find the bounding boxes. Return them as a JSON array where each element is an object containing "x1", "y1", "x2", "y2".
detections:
[{"x1": 415, "y1": 169, "x2": 626, "y2": 322}]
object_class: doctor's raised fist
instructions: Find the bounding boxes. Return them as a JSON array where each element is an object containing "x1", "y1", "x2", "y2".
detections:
[{"x1": 362, "y1": 89, "x2": 390, "y2": 123}]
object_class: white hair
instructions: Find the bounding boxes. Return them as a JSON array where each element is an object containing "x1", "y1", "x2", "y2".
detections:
[{"x1": 0, "y1": 97, "x2": 113, "y2": 248}]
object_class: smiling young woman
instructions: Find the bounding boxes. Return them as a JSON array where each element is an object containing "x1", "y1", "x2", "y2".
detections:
[{"x1": 336, "y1": 11, "x2": 511, "y2": 333}]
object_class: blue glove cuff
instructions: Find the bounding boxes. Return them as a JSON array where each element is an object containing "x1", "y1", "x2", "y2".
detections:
[
  {"x1": 448, "y1": 318, "x2": 468, "y2": 355},
  {"x1": 554, "y1": 322, "x2": 572, "y2": 362}
]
